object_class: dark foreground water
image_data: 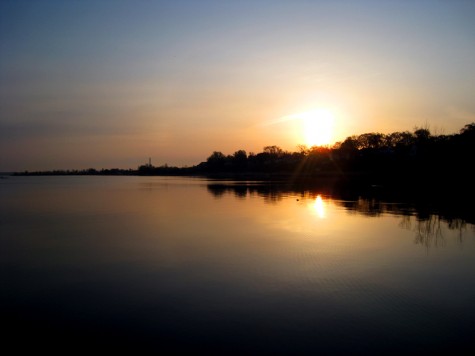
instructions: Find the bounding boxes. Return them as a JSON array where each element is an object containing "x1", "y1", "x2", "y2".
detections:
[{"x1": 1, "y1": 176, "x2": 474, "y2": 354}]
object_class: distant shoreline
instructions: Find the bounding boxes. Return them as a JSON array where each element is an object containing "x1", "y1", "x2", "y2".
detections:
[{"x1": 8, "y1": 122, "x2": 474, "y2": 200}]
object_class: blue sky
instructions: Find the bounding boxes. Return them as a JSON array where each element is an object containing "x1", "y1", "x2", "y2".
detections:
[{"x1": 1, "y1": 0, "x2": 474, "y2": 170}]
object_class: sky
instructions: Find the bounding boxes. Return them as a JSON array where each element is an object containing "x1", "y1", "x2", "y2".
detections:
[{"x1": 1, "y1": 0, "x2": 474, "y2": 171}]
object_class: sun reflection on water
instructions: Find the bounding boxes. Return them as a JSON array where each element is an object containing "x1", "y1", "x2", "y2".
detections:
[{"x1": 311, "y1": 195, "x2": 326, "y2": 218}]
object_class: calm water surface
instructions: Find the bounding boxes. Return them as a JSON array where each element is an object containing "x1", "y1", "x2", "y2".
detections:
[{"x1": 1, "y1": 176, "x2": 474, "y2": 354}]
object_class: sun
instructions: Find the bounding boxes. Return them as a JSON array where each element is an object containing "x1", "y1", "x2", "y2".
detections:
[{"x1": 300, "y1": 109, "x2": 334, "y2": 147}]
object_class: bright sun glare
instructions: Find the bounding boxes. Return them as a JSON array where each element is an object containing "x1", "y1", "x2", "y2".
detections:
[{"x1": 300, "y1": 109, "x2": 334, "y2": 147}]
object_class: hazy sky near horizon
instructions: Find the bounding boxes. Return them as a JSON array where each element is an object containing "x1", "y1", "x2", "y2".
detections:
[{"x1": 1, "y1": 0, "x2": 474, "y2": 171}]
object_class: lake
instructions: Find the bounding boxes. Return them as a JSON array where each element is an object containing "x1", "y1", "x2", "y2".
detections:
[{"x1": 1, "y1": 176, "x2": 474, "y2": 354}]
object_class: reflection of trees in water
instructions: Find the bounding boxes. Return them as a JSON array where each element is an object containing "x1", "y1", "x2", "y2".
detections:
[
  {"x1": 338, "y1": 200, "x2": 472, "y2": 249},
  {"x1": 399, "y1": 215, "x2": 444, "y2": 248},
  {"x1": 206, "y1": 182, "x2": 474, "y2": 248},
  {"x1": 207, "y1": 183, "x2": 291, "y2": 204},
  {"x1": 338, "y1": 198, "x2": 413, "y2": 217},
  {"x1": 399, "y1": 214, "x2": 468, "y2": 249}
]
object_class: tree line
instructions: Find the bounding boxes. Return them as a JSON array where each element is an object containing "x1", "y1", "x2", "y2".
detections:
[
  {"x1": 148, "y1": 122, "x2": 473, "y2": 180},
  {"x1": 16, "y1": 122, "x2": 475, "y2": 193},
  {"x1": 187, "y1": 122, "x2": 474, "y2": 195}
]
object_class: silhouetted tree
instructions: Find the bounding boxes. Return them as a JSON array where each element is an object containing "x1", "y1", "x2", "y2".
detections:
[
  {"x1": 263, "y1": 145, "x2": 284, "y2": 157},
  {"x1": 414, "y1": 127, "x2": 431, "y2": 142},
  {"x1": 338, "y1": 136, "x2": 359, "y2": 159},
  {"x1": 386, "y1": 131, "x2": 414, "y2": 149},
  {"x1": 206, "y1": 151, "x2": 228, "y2": 171},
  {"x1": 357, "y1": 133, "x2": 385, "y2": 150},
  {"x1": 232, "y1": 150, "x2": 248, "y2": 170},
  {"x1": 460, "y1": 122, "x2": 475, "y2": 139}
]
